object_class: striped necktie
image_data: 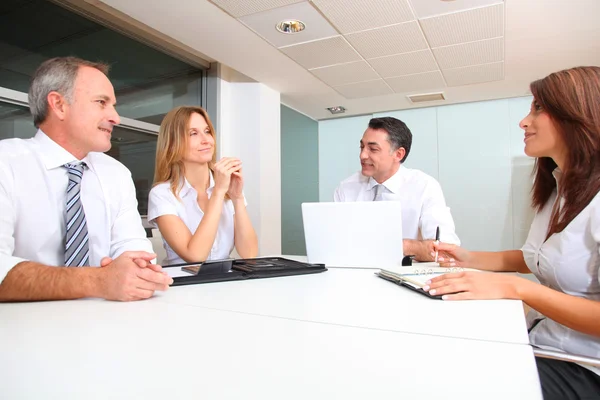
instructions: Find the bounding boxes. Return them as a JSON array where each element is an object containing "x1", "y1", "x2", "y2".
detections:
[{"x1": 63, "y1": 162, "x2": 90, "y2": 267}]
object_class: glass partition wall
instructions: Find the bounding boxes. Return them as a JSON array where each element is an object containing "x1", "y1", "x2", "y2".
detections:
[{"x1": 0, "y1": 0, "x2": 206, "y2": 223}]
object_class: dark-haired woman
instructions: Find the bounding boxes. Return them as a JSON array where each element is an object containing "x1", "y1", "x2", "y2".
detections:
[{"x1": 430, "y1": 66, "x2": 600, "y2": 399}]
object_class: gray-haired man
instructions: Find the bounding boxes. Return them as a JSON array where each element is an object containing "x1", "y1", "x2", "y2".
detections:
[{"x1": 0, "y1": 57, "x2": 172, "y2": 301}]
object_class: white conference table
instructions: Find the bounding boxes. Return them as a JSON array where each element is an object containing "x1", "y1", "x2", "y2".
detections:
[
  {"x1": 0, "y1": 299, "x2": 542, "y2": 400},
  {"x1": 157, "y1": 261, "x2": 530, "y2": 345},
  {"x1": 0, "y1": 255, "x2": 542, "y2": 399}
]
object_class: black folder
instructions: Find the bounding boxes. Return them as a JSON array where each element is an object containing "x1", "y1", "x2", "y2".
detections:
[{"x1": 165, "y1": 257, "x2": 327, "y2": 286}]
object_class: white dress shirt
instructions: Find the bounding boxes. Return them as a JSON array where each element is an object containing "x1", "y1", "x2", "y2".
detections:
[
  {"x1": 334, "y1": 167, "x2": 460, "y2": 244},
  {"x1": 147, "y1": 175, "x2": 245, "y2": 264},
  {"x1": 0, "y1": 131, "x2": 153, "y2": 283},
  {"x1": 522, "y1": 170, "x2": 600, "y2": 375}
]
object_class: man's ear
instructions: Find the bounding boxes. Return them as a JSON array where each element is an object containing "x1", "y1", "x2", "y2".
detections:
[
  {"x1": 46, "y1": 91, "x2": 68, "y2": 121},
  {"x1": 394, "y1": 147, "x2": 406, "y2": 163}
]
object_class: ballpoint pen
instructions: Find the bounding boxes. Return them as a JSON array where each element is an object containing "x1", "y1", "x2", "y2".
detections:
[{"x1": 434, "y1": 226, "x2": 440, "y2": 263}]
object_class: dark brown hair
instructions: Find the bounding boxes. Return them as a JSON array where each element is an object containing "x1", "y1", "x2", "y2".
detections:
[
  {"x1": 530, "y1": 66, "x2": 600, "y2": 236},
  {"x1": 368, "y1": 117, "x2": 412, "y2": 162}
]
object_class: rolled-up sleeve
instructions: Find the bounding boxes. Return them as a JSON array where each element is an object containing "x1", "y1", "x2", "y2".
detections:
[
  {"x1": 419, "y1": 178, "x2": 461, "y2": 245},
  {"x1": 109, "y1": 171, "x2": 153, "y2": 259},
  {"x1": 0, "y1": 163, "x2": 26, "y2": 284},
  {"x1": 333, "y1": 185, "x2": 344, "y2": 202}
]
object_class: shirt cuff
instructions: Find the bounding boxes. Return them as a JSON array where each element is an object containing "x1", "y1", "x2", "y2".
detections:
[{"x1": 0, "y1": 255, "x2": 27, "y2": 285}]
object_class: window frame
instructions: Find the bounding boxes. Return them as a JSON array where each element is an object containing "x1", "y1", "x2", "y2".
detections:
[{"x1": 0, "y1": 86, "x2": 160, "y2": 136}]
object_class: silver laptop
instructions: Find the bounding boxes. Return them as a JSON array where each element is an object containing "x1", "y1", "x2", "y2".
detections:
[{"x1": 301, "y1": 201, "x2": 404, "y2": 268}]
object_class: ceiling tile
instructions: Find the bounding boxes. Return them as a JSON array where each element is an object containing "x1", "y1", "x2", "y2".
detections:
[
  {"x1": 433, "y1": 37, "x2": 503, "y2": 69},
  {"x1": 442, "y1": 61, "x2": 504, "y2": 86},
  {"x1": 210, "y1": 0, "x2": 305, "y2": 18},
  {"x1": 345, "y1": 21, "x2": 428, "y2": 59},
  {"x1": 385, "y1": 71, "x2": 446, "y2": 93},
  {"x1": 367, "y1": 50, "x2": 438, "y2": 78},
  {"x1": 280, "y1": 36, "x2": 361, "y2": 69},
  {"x1": 239, "y1": 2, "x2": 338, "y2": 48},
  {"x1": 310, "y1": 61, "x2": 380, "y2": 86},
  {"x1": 311, "y1": 0, "x2": 414, "y2": 34},
  {"x1": 410, "y1": 0, "x2": 504, "y2": 19},
  {"x1": 420, "y1": 3, "x2": 504, "y2": 47},
  {"x1": 334, "y1": 79, "x2": 394, "y2": 99}
]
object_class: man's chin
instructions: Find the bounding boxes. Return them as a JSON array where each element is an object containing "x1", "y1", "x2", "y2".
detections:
[
  {"x1": 361, "y1": 168, "x2": 374, "y2": 177},
  {"x1": 95, "y1": 141, "x2": 112, "y2": 154}
]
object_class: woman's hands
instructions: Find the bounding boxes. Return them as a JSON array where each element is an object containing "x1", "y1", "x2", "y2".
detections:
[
  {"x1": 423, "y1": 271, "x2": 527, "y2": 300},
  {"x1": 227, "y1": 168, "x2": 244, "y2": 200},
  {"x1": 212, "y1": 157, "x2": 242, "y2": 196},
  {"x1": 432, "y1": 242, "x2": 475, "y2": 269}
]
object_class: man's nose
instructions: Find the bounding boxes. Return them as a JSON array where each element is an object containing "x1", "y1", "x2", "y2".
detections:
[{"x1": 108, "y1": 107, "x2": 121, "y2": 126}]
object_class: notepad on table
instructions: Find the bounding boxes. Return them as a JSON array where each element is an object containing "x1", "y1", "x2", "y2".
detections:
[{"x1": 375, "y1": 264, "x2": 479, "y2": 300}]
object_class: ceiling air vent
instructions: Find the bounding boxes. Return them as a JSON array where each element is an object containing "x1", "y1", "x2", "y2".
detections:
[{"x1": 407, "y1": 92, "x2": 445, "y2": 103}]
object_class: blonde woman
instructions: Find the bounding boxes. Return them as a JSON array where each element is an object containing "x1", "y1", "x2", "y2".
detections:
[{"x1": 148, "y1": 106, "x2": 258, "y2": 264}]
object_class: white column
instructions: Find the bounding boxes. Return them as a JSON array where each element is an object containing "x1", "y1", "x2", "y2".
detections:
[{"x1": 216, "y1": 79, "x2": 281, "y2": 256}]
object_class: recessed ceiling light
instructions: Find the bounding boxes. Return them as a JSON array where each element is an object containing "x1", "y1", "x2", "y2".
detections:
[
  {"x1": 327, "y1": 106, "x2": 346, "y2": 114},
  {"x1": 276, "y1": 20, "x2": 306, "y2": 34}
]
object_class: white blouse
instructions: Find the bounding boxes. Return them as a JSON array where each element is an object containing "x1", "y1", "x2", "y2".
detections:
[
  {"x1": 147, "y1": 174, "x2": 244, "y2": 265},
  {"x1": 522, "y1": 170, "x2": 600, "y2": 374}
]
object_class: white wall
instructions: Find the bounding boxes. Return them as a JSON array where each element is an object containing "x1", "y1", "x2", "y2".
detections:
[
  {"x1": 374, "y1": 107, "x2": 440, "y2": 180},
  {"x1": 319, "y1": 115, "x2": 371, "y2": 202},
  {"x1": 217, "y1": 79, "x2": 282, "y2": 256},
  {"x1": 318, "y1": 97, "x2": 535, "y2": 251}
]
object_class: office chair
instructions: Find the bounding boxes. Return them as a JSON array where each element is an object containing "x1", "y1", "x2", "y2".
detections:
[
  {"x1": 149, "y1": 228, "x2": 168, "y2": 265},
  {"x1": 533, "y1": 348, "x2": 600, "y2": 368}
]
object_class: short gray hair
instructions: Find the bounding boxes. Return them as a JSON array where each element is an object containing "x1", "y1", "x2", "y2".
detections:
[{"x1": 28, "y1": 57, "x2": 110, "y2": 127}]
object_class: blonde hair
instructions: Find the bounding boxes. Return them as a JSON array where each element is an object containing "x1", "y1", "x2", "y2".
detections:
[{"x1": 154, "y1": 106, "x2": 217, "y2": 198}]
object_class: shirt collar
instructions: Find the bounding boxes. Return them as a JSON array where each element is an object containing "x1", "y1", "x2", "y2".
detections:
[
  {"x1": 552, "y1": 167, "x2": 563, "y2": 193},
  {"x1": 33, "y1": 130, "x2": 82, "y2": 170},
  {"x1": 367, "y1": 167, "x2": 405, "y2": 194},
  {"x1": 552, "y1": 167, "x2": 563, "y2": 180},
  {"x1": 179, "y1": 170, "x2": 215, "y2": 198}
]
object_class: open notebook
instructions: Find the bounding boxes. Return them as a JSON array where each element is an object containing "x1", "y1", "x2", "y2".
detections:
[{"x1": 376, "y1": 263, "x2": 479, "y2": 300}]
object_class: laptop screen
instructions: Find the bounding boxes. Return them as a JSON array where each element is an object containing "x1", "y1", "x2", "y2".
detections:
[{"x1": 301, "y1": 201, "x2": 404, "y2": 268}]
